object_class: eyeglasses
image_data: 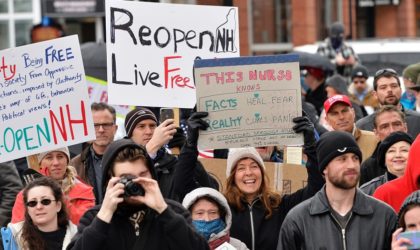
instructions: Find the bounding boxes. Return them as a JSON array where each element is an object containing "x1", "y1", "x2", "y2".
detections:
[
  {"x1": 26, "y1": 199, "x2": 56, "y2": 207},
  {"x1": 374, "y1": 68, "x2": 398, "y2": 78},
  {"x1": 94, "y1": 123, "x2": 115, "y2": 131}
]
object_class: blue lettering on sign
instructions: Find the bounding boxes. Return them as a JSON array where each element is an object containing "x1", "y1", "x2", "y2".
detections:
[{"x1": 45, "y1": 46, "x2": 74, "y2": 65}]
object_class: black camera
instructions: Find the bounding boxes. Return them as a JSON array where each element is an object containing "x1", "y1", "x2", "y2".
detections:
[{"x1": 118, "y1": 174, "x2": 145, "y2": 197}]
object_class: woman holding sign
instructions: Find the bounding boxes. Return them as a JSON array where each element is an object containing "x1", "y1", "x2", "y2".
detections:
[
  {"x1": 11, "y1": 147, "x2": 95, "y2": 225},
  {"x1": 224, "y1": 116, "x2": 324, "y2": 250}
]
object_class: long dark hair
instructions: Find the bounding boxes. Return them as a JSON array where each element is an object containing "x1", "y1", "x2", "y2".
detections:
[
  {"x1": 224, "y1": 158, "x2": 281, "y2": 219},
  {"x1": 21, "y1": 177, "x2": 69, "y2": 250}
]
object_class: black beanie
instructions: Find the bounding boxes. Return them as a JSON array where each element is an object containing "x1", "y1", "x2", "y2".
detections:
[
  {"x1": 377, "y1": 131, "x2": 413, "y2": 169},
  {"x1": 398, "y1": 190, "x2": 420, "y2": 221},
  {"x1": 316, "y1": 131, "x2": 362, "y2": 173},
  {"x1": 329, "y1": 22, "x2": 344, "y2": 37},
  {"x1": 124, "y1": 107, "x2": 158, "y2": 138}
]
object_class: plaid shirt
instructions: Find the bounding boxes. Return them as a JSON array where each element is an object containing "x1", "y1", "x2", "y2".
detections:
[{"x1": 317, "y1": 38, "x2": 359, "y2": 77}]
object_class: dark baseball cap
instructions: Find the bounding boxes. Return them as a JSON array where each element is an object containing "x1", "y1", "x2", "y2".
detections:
[{"x1": 351, "y1": 65, "x2": 369, "y2": 80}]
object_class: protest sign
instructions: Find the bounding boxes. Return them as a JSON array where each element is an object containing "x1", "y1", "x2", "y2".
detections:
[
  {"x1": 0, "y1": 35, "x2": 95, "y2": 163},
  {"x1": 194, "y1": 54, "x2": 303, "y2": 149},
  {"x1": 105, "y1": 0, "x2": 239, "y2": 108},
  {"x1": 86, "y1": 75, "x2": 133, "y2": 118}
]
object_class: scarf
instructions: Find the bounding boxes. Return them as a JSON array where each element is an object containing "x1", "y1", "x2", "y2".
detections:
[{"x1": 192, "y1": 218, "x2": 226, "y2": 241}]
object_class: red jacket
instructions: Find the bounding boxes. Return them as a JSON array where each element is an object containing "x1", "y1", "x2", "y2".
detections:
[
  {"x1": 11, "y1": 178, "x2": 95, "y2": 225},
  {"x1": 373, "y1": 134, "x2": 420, "y2": 212}
]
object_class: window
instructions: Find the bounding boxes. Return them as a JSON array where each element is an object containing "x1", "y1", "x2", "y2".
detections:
[{"x1": 0, "y1": 0, "x2": 41, "y2": 50}]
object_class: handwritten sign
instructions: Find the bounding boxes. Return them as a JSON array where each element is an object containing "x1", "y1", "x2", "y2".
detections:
[
  {"x1": 105, "y1": 0, "x2": 239, "y2": 108},
  {"x1": 85, "y1": 75, "x2": 133, "y2": 118},
  {"x1": 0, "y1": 35, "x2": 95, "y2": 163},
  {"x1": 194, "y1": 55, "x2": 303, "y2": 149}
]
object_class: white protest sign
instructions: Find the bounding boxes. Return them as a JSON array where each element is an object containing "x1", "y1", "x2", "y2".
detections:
[
  {"x1": 85, "y1": 75, "x2": 133, "y2": 118},
  {"x1": 0, "y1": 35, "x2": 95, "y2": 163},
  {"x1": 194, "y1": 54, "x2": 303, "y2": 149},
  {"x1": 106, "y1": 0, "x2": 239, "y2": 108}
]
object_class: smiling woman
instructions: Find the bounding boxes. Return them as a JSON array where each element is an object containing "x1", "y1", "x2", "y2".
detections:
[
  {"x1": 224, "y1": 144, "x2": 324, "y2": 250},
  {"x1": 1, "y1": 177, "x2": 77, "y2": 250}
]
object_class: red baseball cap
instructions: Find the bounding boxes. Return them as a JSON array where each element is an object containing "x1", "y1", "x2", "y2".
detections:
[{"x1": 324, "y1": 95, "x2": 352, "y2": 113}]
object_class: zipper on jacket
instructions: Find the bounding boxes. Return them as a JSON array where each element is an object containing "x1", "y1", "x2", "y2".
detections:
[
  {"x1": 248, "y1": 199, "x2": 258, "y2": 250},
  {"x1": 341, "y1": 229, "x2": 346, "y2": 250},
  {"x1": 330, "y1": 212, "x2": 352, "y2": 250}
]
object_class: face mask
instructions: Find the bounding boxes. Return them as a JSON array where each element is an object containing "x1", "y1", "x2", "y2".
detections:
[
  {"x1": 330, "y1": 36, "x2": 343, "y2": 50},
  {"x1": 192, "y1": 218, "x2": 226, "y2": 240}
]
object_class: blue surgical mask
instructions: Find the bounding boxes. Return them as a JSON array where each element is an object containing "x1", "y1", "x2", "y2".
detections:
[{"x1": 192, "y1": 218, "x2": 226, "y2": 240}]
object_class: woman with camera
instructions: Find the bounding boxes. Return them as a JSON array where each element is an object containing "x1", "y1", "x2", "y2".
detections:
[
  {"x1": 11, "y1": 147, "x2": 95, "y2": 225},
  {"x1": 1, "y1": 177, "x2": 77, "y2": 250}
]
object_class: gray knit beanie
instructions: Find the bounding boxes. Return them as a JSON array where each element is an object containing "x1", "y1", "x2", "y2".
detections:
[
  {"x1": 37, "y1": 147, "x2": 70, "y2": 164},
  {"x1": 226, "y1": 147, "x2": 265, "y2": 177},
  {"x1": 326, "y1": 74, "x2": 349, "y2": 95}
]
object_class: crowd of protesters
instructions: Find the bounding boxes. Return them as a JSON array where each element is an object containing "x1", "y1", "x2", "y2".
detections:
[{"x1": 1, "y1": 21, "x2": 420, "y2": 250}]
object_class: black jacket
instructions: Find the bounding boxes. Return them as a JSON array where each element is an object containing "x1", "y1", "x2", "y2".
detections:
[
  {"x1": 0, "y1": 162, "x2": 22, "y2": 227},
  {"x1": 67, "y1": 200, "x2": 209, "y2": 250},
  {"x1": 153, "y1": 145, "x2": 218, "y2": 202},
  {"x1": 305, "y1": 82, "x2": 327, "y2": 116},
  {"x1": 277, "y1": 187, "x2": 397, "y2": 250},
  {"x1": 71, "y1": 145, "x2": 103, "y2": 204},
  {"x1": 229, "y1": 146, "x2": 324, "y2": 250},
  {"x1": 359, "y1": 142, "x2": 381, "y2": 185},
  {"x1": 72, "y1": 139, "x2": 209, "y2": 250},
  {"x1": 172, "y1": 144, "x2": 219, "y2": 202}
]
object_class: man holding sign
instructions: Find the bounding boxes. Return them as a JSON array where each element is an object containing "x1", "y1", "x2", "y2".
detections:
[{"x1": 124, "y1": 108, "x2": 216, "y2": 201}]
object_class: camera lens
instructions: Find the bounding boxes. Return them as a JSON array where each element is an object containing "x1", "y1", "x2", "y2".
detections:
[{"x1": 125, "y1": 181, "x2": 145, "y2": 196}]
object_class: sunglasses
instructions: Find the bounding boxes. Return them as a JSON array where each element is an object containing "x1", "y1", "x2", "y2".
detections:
[
  {"x1": 26, "y1": 199, "x2": 56, "y2": 207},
  {"x1": 374, "y1": 68, "x2": 398, "y2": 78}
]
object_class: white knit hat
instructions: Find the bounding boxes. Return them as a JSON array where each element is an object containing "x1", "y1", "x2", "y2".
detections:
[
  {"x1": 226, "y1": 147, "x2": 265, "y2": 177},
  {"x1": 37, "y1": 147, "x2": 70, "y2": 164}
]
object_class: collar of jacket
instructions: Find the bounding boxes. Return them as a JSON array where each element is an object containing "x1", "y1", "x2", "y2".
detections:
[
  {"x1": 80, "y1": 144, "x2": 91, "y2": 162},
  {"x1": 352, "y1": 126, "x2": 360, "y2": 140},
  {"x1": 309, "y1": 186, "x2": 374, "y2": 216}
]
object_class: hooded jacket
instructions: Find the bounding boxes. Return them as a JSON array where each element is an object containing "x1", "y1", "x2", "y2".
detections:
[
  {"x1": 182, "y1": 187, "x2": 248, "y2": 250},
  {"x1": 68, "y1": 139, "x2": 209, "y2": 250},
  {"x1": 373, "y1": 134, "x2": 420, "y2": 212}
]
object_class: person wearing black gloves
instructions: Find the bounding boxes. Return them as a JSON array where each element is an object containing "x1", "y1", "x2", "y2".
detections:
[
  {"x1": 172, "y1": 112, "x2": 219, "y2": 201},
  {"x1": 67, "y1": 139, "x2": 209, "y2": 250},
  {"x1": 223, "y1": 115, "x2": 325, "y2": 250},
  {"x1": 124, "y1": 107, "x2": 217, "y2": 201}
]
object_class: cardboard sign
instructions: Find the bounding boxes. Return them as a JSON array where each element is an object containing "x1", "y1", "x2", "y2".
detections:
[
  {"x1": 194, "y1": 55, "x2": 303, "y2": 149},
  {"x1": 199, "y1": 158, "x2": 308, "y2": 194},
  {"x1": 105, "y1": 0, "x2": 240, "y2": 108},
  {"x1": 0, "y1": 35, "x2": 95, "y2": 163}
]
